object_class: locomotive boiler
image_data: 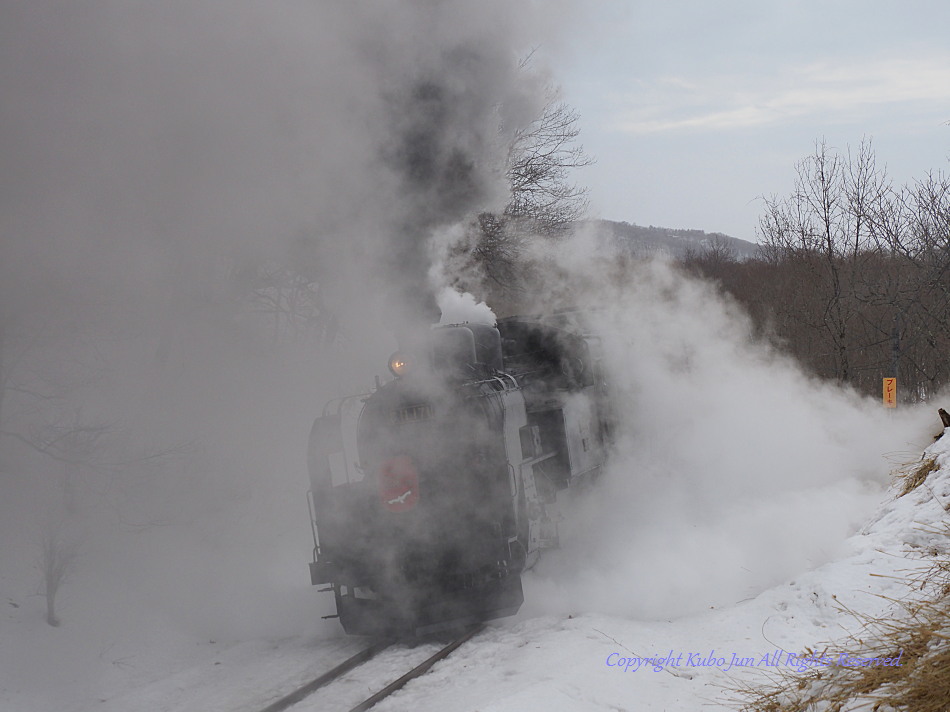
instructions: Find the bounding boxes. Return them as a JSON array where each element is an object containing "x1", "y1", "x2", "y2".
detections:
[{"x1": 307, "y1": 313, "x2": 611, "y2": 636}]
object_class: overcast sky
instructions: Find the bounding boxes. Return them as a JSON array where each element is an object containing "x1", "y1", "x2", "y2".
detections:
[{"x1": 549, "y1": 0, "x2": 950, "y2": 241}]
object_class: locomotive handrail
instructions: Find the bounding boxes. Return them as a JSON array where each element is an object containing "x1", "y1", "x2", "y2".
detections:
[
  {"x1": 459, "y1": 372, "x2": 521, "y2": 395},
  {"x1": 498, "y1": 372, "x2": 520, "y2": 389},
  {"x1": 306, "y1": 489, "x2": 320, "y2": 558}
]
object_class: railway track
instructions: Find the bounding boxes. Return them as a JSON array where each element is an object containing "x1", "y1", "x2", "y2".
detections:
[{"x1": 255, "y1": 623, "x2": 484, "y2": 712}]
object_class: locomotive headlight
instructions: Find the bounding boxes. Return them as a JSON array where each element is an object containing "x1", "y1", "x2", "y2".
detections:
[{"x1": 388, "y1": 351, "x2": 410, "y2": 377}]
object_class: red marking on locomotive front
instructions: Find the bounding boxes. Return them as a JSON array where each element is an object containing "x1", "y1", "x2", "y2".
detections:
[{"x1": 378, "y1": 455, "x2": 419, "y2": 512}]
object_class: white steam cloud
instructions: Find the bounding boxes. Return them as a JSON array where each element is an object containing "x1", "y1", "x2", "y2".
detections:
[
  {"x1": 436, "y1": 288, "x2": 497, "y2": 326},
  {"x1": 522, "y1": 247, "x2": 935, "y2": 620}
]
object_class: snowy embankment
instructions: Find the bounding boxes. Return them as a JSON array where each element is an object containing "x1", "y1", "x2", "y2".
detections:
[{"x1": 2, "y1": 424, "x2": 947, "y2": 711}]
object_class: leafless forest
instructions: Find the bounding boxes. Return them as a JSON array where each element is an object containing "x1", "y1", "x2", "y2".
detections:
[{"x1": 681, "y1": 140, "x2": 950, "y2": 403}]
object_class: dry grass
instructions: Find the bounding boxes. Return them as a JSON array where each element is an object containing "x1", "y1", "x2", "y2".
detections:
[
  {"x1": 897, "y1": 457, "x2": 940, "y2": 497},
  {"x1": 736, "y1": 528, "x2": 950, "y2": 711}
]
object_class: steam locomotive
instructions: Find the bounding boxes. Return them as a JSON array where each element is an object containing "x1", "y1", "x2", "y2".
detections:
[{"x1": 306, "y1": 313, "x2": 612, "y2": 636}]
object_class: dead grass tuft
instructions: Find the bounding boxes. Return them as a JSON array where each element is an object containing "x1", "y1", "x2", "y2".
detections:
[
  {"x1": 736, "y1": 525, "x2": 950, "y2": 711},
  {"x1": 897, "y1": 456, "x2": 940, "y2": 497}
]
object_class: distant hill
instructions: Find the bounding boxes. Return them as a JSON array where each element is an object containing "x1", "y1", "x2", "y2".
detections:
[{"x1": 580, "y1": 219, "x2": 761, "y2": 261}]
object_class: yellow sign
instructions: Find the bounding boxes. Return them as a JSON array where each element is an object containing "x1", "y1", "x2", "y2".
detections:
[{"x1": 883, "y1": 378, "x2": 897, "y2": 408}]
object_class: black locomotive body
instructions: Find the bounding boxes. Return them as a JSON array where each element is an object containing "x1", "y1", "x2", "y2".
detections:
[{"x1": 307, "y1": 314, "x2": 611, "y2": 636}]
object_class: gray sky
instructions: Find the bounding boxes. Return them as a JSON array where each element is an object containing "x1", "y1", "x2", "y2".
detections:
[{"x1": 549, "y1": 0, "x2": 950, "y2": 241}]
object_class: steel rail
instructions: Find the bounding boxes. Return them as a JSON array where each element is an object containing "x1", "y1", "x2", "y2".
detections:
[
  {"x1": 347, "y1": 623, "x2": 485, "y2": 712},
  {"x1": 256, "y1": 638, "x2": 394, "y2": 712}
]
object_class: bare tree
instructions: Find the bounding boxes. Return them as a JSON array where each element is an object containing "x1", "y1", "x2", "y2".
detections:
[
  {"x1": 4, "y1": 407, "x2": 194, "y2": 526},
  {"x1": 505, "y1": 98, "x2": 593, "y2": 234},
  {"x1": 863, "y1": 169, "x2": 950, "y2": 397},
  {"x1": 758, "y1": 139, "x2": 886, "y2": 384},
  {"x1": 682, "y1": 235, "x2": 738, "y2": 278},
  {"x1": 695, "y1": 139, "x2": 950, "y2": 401},
  {"x1": 466, "y1": 95, "x2": 593, "y2": 292},
  {"x1": 40, "y1": 522, "x2": 79, "y2": 627},
  {"x1": 29, "y1": 412, "x2": 110, "y2": 514},
  {"x1": 242, "y1": 261, "x2": 325, "y2": 344}
]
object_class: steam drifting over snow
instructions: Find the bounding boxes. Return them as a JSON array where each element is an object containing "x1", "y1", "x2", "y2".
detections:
[{"x1": 522, "y1": 251, "x2": 935, "y2": 620}]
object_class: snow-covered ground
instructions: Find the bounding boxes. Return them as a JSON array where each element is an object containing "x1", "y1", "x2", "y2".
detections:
[{"x1": 2, "y1": 422, "x2": 947, "y2": 711}]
